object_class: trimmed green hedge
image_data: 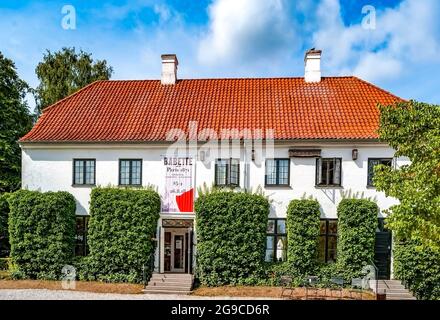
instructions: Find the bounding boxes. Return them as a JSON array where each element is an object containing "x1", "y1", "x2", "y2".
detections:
[
  {"x1": 393, "y1": 239, "x2": 440, "y2": 300},
  {"x1": 83, "y1": 187, "x2": 160, "y2": 283},
  {"x1": 0, "y1": 257, "x2": 10, "y2": 270},
  {"x1": 8, "y1": 190, "x2": 76, "y2": 279},
  {"x1": 195, "y1": 189, "x2": 269, "y2": 286},
  {"x1": 286, "y1": 199, "x2": 321, "y2": 275},
  {"x1": 0, "y1": 193, "x2": 10, "y2": 257},
  {"x1": 337, "y1": 199, "x2": 378, "y2": 279}
]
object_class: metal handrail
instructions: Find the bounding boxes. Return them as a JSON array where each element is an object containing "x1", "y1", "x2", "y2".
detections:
[{"x1": 369, "y1": 260, "x2": 379, "y2": 294}]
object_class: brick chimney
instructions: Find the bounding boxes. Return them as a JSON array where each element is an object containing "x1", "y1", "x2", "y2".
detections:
[
  {"x1": 161, "y1": 54, "x2": 178, "y2": 85},
  {"x1": 304, "y1": 49, "x2": 321, "y2": 83}
]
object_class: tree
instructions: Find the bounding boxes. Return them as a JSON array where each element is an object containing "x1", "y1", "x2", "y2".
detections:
[
  {"x1": 374, "y1": 100, "x2": 440, "y2": 251},
  {"x1": 0, "y1": 52, "x2": 33, "y2": 193},
  {"x1": 34, "y1": 47, "x2": 113, "y2": 113}
]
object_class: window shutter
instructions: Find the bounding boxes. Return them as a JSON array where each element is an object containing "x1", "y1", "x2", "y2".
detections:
[{"x1": 334, "y1": 158, "x2": 341, "y2": 185}]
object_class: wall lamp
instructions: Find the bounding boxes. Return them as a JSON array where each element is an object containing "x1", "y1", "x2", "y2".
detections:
[{"x1": 352, "y1": 149, "x2": 358, "y2": 161}]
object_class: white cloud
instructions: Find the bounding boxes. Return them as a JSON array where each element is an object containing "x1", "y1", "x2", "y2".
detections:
[
  {"x1": 313, "y1": 0, "x2": 440, "y2": 82},
  {"x1": 198, "y1": 0, "x2": 297, "y2": 65}
]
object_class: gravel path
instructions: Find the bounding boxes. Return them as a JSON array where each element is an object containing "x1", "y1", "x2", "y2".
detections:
[{"x1": 0, "y1": 289, "x2": 276, "y2": 300}]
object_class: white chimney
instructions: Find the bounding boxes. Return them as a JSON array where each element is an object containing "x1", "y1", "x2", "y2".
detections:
[
  {"x1": 161, "y1": 54, "x2": 178, "y2": 85},
  {"x1": 304, "y1": 48, "x2": 322, "y2": 83}
]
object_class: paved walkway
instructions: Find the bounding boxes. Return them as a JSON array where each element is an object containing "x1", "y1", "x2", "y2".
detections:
[{"x1": 0, "y1": 289, "x2": 277, "y2": 300}]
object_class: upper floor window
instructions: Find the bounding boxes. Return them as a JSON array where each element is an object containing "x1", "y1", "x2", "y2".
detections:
[
  {"x1": 318, "y1": 219, "x2": 338, "y2": 263},
  {"x1": 265, "y1": 218, "x2": 287, "y2": 262},
  {"x1": 316, "y1": 158, "x2": 342, "y2": 187},
  {"x1": 265, "y1": 159, "x2": 290, "y2": 186},
  {"x1": 368, "y1": 158, "x2": 392, "y2": 187},
  {"x1": 119, "y1": 159, "x2": 142, "y2": 186},
  {"x1": 73, "y1": 159, "x2": 95, "y2": 185},
  {"x1": 215, "y1": 158, "x2": 240, "y2": 187}
]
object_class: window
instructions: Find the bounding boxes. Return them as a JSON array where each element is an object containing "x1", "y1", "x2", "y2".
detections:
[
  {"x1": 265, "y1": 219, "x2": 287, "y2": 262},
  {"x1": 75, "y1": 216, "x2": 89, "y2": 256},
  {"x1": 73, "y1": 159, "x2": 95, "y2": 185},
  {"x1": 368, "y1": 158, "x2": 392, "y2": 187},
  {"x1": 215, "y1": 158, "x2": 240, "y2": 187},
  {"x1": 265, "y1": 159, "x2": 290, "y2": 186},
  {"x1": 119, "y1": 159, "x2": 142, "y2": 186},
  {"x1": 318, "y1": 219, "x2": 338, "y2": 263},
  {"x1": 316, "y1": 158, "x2": 342, "y2": 186}
]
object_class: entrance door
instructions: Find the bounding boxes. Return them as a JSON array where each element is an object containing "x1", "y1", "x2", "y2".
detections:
[
  {"x1": 375, "y1": 219, "x2": 392, "y2": 280},
  {"x1": 171, "y1": 234, "x2": 185, "y2": 272}
]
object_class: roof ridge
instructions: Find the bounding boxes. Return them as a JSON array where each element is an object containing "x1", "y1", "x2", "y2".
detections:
[{"x1": 96, "y1": 76, "x2": 357, "y2": 82}]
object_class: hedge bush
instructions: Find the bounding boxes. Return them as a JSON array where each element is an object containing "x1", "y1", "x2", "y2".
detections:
[
  {"x1": 0, "y1": 193, "x2": 10, "y2": 257},
  {"x1": 286, "y1": 199, "x2": 321, "y2": 275},
  {"x1": 195, "y1": 189, "x2": 269, "y2": 286},
  {"x1": 83, "y1": 187, "x2": 160, "y2": 283},
  {"x1": 393, "y1": 239, "x2": 440, "y2": 300},
  {"x1": 337, "y1": 199, "x2": 378, "y2": 279},
  {"x1": 8, "y1": 190, "x2": 76, "y2": 279}
]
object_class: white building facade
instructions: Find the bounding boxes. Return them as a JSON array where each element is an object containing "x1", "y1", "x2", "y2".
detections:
[{"x1": 19, "y1": 51, "x2": 404, "y2": 278}]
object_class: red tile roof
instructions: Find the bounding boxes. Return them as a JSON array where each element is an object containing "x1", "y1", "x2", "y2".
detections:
[{"x1": 20, "y1": 77, "x2": 401, "y2": 143}]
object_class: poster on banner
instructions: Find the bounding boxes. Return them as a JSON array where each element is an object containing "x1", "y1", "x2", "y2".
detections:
[{"x1": 162, "y1": 156, "x2": 194, "y2": 213}]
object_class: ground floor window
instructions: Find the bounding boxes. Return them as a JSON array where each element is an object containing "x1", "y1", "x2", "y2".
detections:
[
  {"x1": 265, "y1": 218, "x2": 287, "y2": 262},
  {"x1": 75, "y1": 216, "x2": 89, "y2": 256},
  {"x1": 318, "y1": 219, "x2": 338, "y2": 263}
]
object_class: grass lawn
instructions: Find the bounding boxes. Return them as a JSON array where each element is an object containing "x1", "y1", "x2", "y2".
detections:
[
  {"x1": 0, "y1": 280, "x2": 144, "y2": 294},
  {"x1": 192, "y1": 286, "x2": 376, "y2": 300}
]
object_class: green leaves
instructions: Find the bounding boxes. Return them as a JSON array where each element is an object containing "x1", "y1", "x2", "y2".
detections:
[
  {"x1": 195, "y1": 190, "x2": 269, "y2": 286},
  {"x1": 286, "y1": 199, "x2": 321, "y2": 275},
  {"x1": 34, "y1": 47, "x2": 113, "y2": 113},
  {"x1": 84, "y1": 187, "x2": 160, "y2": 283},
  {"x1": 393, "y1": 239, "x2": 440, "y2": 300},
  {"x1": 0, "y1": 52, "x2": 33, "y2": 193},
  {"x1": 0, "y1": 193, "x2": 10, "y2": 256},
  {"x1": 336, "y1": 199, "x2": 378, "y2": 280},
  {"x1": 376, "y1": 101, "x2": 440, "y2": 251},
  {"x1": 7, "y1": 190, "x2": 76, "y2": 279}
]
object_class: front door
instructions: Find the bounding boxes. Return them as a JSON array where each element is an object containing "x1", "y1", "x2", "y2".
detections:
[
  {"x1": 375, "y1": 219, "x2": 392, "y2": 279},
  {"x1": 171, "y1": 233, "x2": 185, "y2": 272}
]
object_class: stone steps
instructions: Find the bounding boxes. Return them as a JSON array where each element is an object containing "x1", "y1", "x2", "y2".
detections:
[
  {"x1": 376, "y1": 280, "x2": 417, "y2": 300},
  {"x1": 144, "y1": 273, "x2": 194, "y2": 295}
]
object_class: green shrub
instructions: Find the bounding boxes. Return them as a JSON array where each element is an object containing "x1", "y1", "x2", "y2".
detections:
[
  {"x1": 8, "y1": 190, "x2": 76, "y2": 279},
  {"x1": 195, "y1": 189, "x2": 269, "y2": 286},
  {"x1": 84, "y1": 187, "x2": 160, "y2": 283},
  {"x1": 337, "y1": 199, "x2": 378, "y2": 280},
  {"x1": 393, "y1": 239, "x2": 440, "y2": 300},
  {"x1": 0, "y1": 257, "x2": 11, "y2": 270},
  {"x1": 0, "y1": 193, "x2": 10, "y2": 257},
  {"x1": 286, "y1": 199, "x2": 321, "y2": 275}
]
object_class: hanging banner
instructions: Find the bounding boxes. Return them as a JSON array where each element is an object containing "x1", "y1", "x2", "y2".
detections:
[{"x1": 162, "y1": 156, "x2": 194, "y2": 213}]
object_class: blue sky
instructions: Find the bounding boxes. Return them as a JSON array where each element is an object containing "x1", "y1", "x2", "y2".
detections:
[{"x1": 1, "y1": 0, "x2": 440, "y2": 108}]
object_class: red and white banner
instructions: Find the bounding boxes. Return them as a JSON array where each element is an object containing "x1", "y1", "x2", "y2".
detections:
[{"x1": 162, "y1": 157, "x2": 194, "y2": 213}]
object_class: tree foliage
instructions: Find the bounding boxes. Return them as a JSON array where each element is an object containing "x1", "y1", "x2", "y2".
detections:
[
  {"x1": 0, "y1": 52, "x2": 33, "y2": 193},
  {"x1": 0, "y1": 193, "x2": 10, "y2": 257},
  {"x1": 34, "y1": 47, "x2": 113, "y2": 113},
  {"x1": 375, "y1": 101, "x2": 440, "y2": 251},
  {"x1": 393, "y1": 238, "x2": 440, "y2": 300}
]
